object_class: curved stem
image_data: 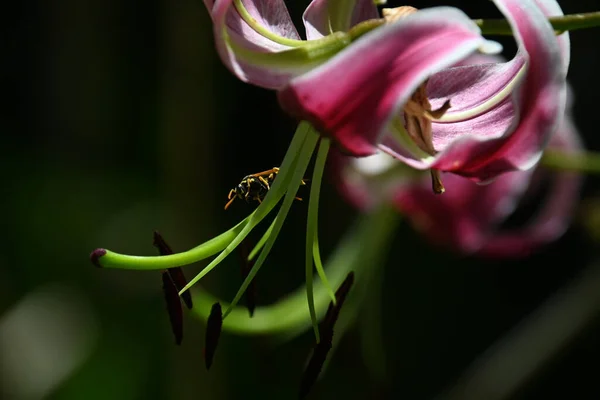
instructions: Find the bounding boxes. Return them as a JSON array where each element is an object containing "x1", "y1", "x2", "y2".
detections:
[
  {"x1": 541, "y1": 149, "x2": 600, "y2": 174},
  {"x1": 476, "y1": 12, "x2": 600, "y2": 36},
  {"x1": 191, "y1": 204, "x2": 400, "y2": 336}
]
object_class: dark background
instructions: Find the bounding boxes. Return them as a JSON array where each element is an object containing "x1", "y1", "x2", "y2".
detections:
[{"x1": 1, "y1": 0, "x2": 599, "y2": 399}]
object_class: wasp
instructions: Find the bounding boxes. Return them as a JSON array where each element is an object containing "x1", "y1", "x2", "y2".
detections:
[{"x1": 224, "y1": 167, "x2": 306, "y2": 210}]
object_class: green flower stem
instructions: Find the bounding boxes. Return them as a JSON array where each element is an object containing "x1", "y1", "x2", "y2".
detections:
[
  {"x1": 179, "y1": 122, "x2": 313, "y2": 294},
  {"x1": 96, "y1": 217, "x2": 249, "y2": 270},
  {"x1": 305, "y1": 137, "x2": 335, "y2": 342},
  {"x1": 541, "y1": 149, "x2": 600, "y2": 174},
  {"x1": 476, "y1": 12, "x2": 600, "y2": 35},
  {"x1": 191, "y1": 204, "x2": 401, "y2": 336},
  {"x1": 222, "y1": 127, "x2": 320, "y2": 317}
]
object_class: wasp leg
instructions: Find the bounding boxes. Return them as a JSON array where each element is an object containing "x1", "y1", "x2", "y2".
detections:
[
  {"x1": 257, "y1": 175, "x2": 270, "y2": 189},
  {"x1": 295, "y1": 196, "x2": 303, "y2": 201},
  {"x1": 224, "y1": 196, "x2": 236, "y2": 210}
]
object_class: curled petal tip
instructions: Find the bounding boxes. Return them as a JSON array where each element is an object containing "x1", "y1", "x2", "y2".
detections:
[{"x1": 90, "y1": 248, "x2": 107, "y2": 268}]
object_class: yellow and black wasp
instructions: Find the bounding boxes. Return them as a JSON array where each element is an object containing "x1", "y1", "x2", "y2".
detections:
[{"x1": 224, "y1": 167, "x2": 306, "y2": 210}]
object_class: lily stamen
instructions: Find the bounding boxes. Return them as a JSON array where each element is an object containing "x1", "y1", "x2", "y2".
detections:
[
  {"x1": 404, "y1": 81, "x2": 451, "y2": 194},
  {"x1": 382, "y1": 6, "x2": 418, "y2": 23},
  {"x1": 430, "y1": 169, "x2": 446, "y2": 194}
]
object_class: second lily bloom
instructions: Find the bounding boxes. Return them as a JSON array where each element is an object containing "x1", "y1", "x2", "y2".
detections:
[{"x1": 331, "y1": 107, "x2": 582, "y2": 258}]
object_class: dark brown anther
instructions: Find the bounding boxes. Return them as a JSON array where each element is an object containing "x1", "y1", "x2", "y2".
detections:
[
  {"x1": 204, "y1": 302, "x2": 223, "y2": 370},
  {"x1": 430, "y1": 169, "x2": 446, "y2": 194},
  {"x1": 153, "y1": 231, "x2": 193, "y2": 309},
  {"x1": 152, "y1": 230, "x2": 173, "y2": 255},
  {"x1": 162, "y1": 271, "x2": 183, "y2": 345},
  {"x1": 299, "y1": 271, "x2": 355, "y2": 399},
  {"x1": 167, "y1": 268, "x2": 193, "y2": 310},
  {"x1": 299, "y1": 335, "x2": 333, "y2": 399},
  {"x1": 239, "y1": 238, "x2": 257, "y2": 317},
  {"x1": 322, "y1": 271, "x2": 355, "y2": 331}
]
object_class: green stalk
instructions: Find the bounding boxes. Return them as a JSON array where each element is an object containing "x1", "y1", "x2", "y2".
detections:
[
  {"x1": 541, "y1": 149, "x2": 600, "y2": 174},
  {"x1": 476, "y1": 12, "x2": 600, "y2": 35}
]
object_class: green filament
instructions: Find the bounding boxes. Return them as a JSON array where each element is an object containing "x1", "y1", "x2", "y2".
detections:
[
  {"x1": 306, "y1": 137, "x2": 335, "y2": 342},
  {"x1": 222, "y1": 127, "x2": 320, "y2": 318},
  {"x1": 191, "y1": 204, "x2": 400, "y2": 336}
]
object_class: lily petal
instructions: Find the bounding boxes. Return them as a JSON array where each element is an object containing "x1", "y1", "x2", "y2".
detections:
[
  {"x1": 303, "y1": 0, "x2": 379, "y2": 40},
  {"x1": 279, "y1": 7, "x2": 486, "y2": 156},
  {"x1": 477, "y1": 117, "x2": 582, "y2": 258},
  {"x1": 333, "y1": 80, "x2": 581, "y2": 257},
  {"x1": 393, "y1": 170, "x2": 532, "y2": 253},
  {"x1": 385, "y1": 0, "x2": 567, "y2": 181},
  {"x1": 333, "y1": 116, "x2": 581, "y2": 257},
  {"x1": 207, "y1": 0, "x2": 313, "y2": 89}
]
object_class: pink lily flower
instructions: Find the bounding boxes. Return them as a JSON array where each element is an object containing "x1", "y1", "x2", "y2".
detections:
[
  {"x1": 331, "y1": 108, "x2": 582, "y2": 257},
  {"x1": 278, "y1": 0, "x2": 570, "y2": 187}
]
